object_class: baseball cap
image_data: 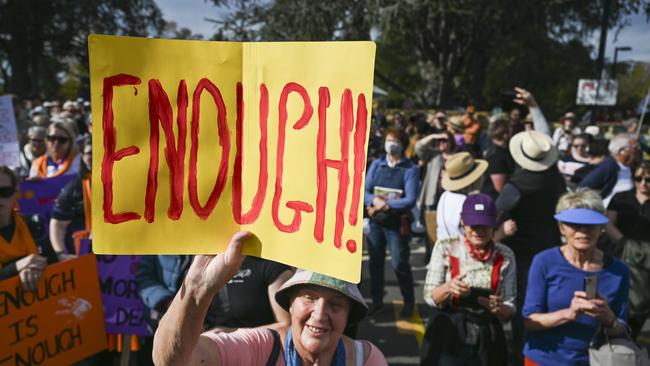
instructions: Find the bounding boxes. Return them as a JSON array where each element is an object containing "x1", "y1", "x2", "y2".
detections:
[{"x1": 461, "y1": 193, "x2": 497, "y2": 228}]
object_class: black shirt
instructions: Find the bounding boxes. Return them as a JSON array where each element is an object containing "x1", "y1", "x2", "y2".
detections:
[
  {"x1": 206, "y1": 257, "x2": 291, "y2": 328},
  {"x1": 482, "y1": 143, "x2": 515, "y2": 199},
  {"x1": 607, "y1": 189, "x2": 650, "y2": 242}
]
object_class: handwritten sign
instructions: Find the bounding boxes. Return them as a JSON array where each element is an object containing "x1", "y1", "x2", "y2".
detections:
[
  {"x1": 0, "y1": 255, "x2": 106, "y2": 365},
  {"x1": 0, "y1": 96, "x2": 20, "y2": 167},
  {"x1": 17, "y1": 175, "x2": 76, "y2": 215},
  {"x1": 79, "y1": 239, "x2": 150, "y2": 336},
  {"x1": 89, "y1": 35, "x2": 375, "y2": 282}
]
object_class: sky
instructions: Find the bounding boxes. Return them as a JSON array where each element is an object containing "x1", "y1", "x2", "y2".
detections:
[{"x1": 156, "y1": 0, "x2": 650, "y2": 64}]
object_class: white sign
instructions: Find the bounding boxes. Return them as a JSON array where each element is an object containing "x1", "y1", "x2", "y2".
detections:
[
  {"x1": 576, "y1": 79, "x2": 618, "y2": 106},
  {"x1": 0, "y1": 96, "x2": 21, "y2": 167}
]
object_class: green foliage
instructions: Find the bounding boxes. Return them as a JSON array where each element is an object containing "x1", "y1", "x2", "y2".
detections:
[
  {"x1": 0, "y1": 0, "x2": 164, "y2": 98},
  {"x1": 618, "y1": 62, "x2": 650, "y2": 110}
]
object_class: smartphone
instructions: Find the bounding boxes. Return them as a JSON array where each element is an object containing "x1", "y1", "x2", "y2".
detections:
[{"x1": 584, "y1": 275, "x2": 598, "y2": 299}]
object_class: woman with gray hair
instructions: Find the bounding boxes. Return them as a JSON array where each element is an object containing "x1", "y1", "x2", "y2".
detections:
[
  {"x1": 522, "y1": 188, "x2": 630, "y2": 365},
  {"x1": 19, "y1": 126, "x2": 46, "y2": 177}
]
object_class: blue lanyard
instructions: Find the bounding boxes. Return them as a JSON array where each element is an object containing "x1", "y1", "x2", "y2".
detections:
[{"x1": 284, "y1": 328, "x2": 346, "y2": 366}]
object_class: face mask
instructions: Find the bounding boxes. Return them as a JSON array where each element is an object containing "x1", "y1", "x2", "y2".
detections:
[{"x1": 385, "y1": 141, "x2": 403, "y2": 155}]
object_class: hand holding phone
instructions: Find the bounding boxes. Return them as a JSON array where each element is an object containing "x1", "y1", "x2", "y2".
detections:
[{"x1": 583, "y1": 274, "x2": 598, "y2": 299}]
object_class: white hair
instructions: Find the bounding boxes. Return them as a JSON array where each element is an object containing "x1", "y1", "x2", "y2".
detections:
[{"x1": 608, "y1": 133, "x2": 632, "y2": 156}]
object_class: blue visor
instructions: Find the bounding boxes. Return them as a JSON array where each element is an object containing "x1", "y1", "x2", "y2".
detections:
[{"x1": 554, "y1": 208, "x2": 608, "y2": 225}]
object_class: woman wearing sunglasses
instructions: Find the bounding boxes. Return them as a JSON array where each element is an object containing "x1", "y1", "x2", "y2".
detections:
[
  {"x1": 606, "y1": 161, "x2": 650, "y2": 339},
  {"x1": 0, "y1": 166, "x2": 48, "y2": 292},
  {"x1": 28, "y1": 122, "x2": 80, "y2": 179}
]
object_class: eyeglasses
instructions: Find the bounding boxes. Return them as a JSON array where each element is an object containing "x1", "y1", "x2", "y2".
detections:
[
  {"x1": 0, "y1": 186, "x2": 16, "y2": 198},
  {"x1": 572, "y1": 144, "x2": 587, "y2": 148},
  {"x1": 634, "y1": 176, "x2": 650, "y2": 184},
  {"x1": 46, "y1": 135, "x2": 70, "y2": 144}
]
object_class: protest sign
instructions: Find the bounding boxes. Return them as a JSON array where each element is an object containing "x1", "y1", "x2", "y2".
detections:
[
  {"x1": 0, "y1": 255, "x2": 106, "y2": 365},
  {"x1": 17, "y1": 175, "x2": 76, "y2": 215},
  {"x1": 89, "y1": 35, "x2": 375, "y2": 282},
  {"x1": 576, "y1": 79, "x2": 618, "y2": 106},
  {"x1": 0, "y1": 95, "x2": 20, "y2": 167},
  {"x1": 79, "y1": 239, "x2": 150, "y2": 336}
]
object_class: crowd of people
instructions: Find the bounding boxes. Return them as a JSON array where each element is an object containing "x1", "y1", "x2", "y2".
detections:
[{"x1": 0, "y1": 89, "x2": 649, "y2": 365}]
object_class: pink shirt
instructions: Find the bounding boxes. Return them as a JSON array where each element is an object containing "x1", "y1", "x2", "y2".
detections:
[{"x1": 203, "y1": 328, "x2": 387, "y2": 365}]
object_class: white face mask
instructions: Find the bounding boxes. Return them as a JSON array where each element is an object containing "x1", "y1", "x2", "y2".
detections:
[{"x1": 385, "y1": 140, "x2": 403, "y2": 155}]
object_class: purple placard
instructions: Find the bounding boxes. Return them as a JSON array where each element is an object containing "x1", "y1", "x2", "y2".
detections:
[
  {"x1": 79, "y1": 239, "x2": 151, "y2": 336},
  {"x1": 18, "y1": 174, "x2": 76, "y2": 214}
]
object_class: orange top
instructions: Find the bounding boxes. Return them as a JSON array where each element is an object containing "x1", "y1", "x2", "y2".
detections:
[
  {"x1": 463, "y1": 117, "x2": 481, "y2": 144},
  {"x1": 31, "y1": 154, "x2": 74, "y2": 178},
  {"x1": 0, "y1": 214, "x2": 39, "y2": 265}
]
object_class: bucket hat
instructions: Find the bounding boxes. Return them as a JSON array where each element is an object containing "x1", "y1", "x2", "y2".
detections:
[
  {"x1": 554, "y1": 208, "x2": 608, "y2": 225},
  {"x1": 441, "y1": 152, "x2": 488, "y2": 191},
  {"x1": 275, "y1": 270, "x2": 367, "y2": 325},
  {"x1": 509, "y1": 130, "x2": 559, "y2": 172},
  {"x1": 461, "y1": 193, "x2": 497, "y2": 228}
]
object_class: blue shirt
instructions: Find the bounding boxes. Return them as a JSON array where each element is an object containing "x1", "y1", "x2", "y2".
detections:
[
  {"x1": 364, "y1": 155, "x2": 419, "y2": 211},
  {"x1": 523, "y1": 247, "x2": 629, "y2": 366}
]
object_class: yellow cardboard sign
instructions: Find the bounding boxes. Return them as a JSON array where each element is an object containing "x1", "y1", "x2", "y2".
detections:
[{"x1": 89, "y1": 35, "x2": 375, "y2": 283}]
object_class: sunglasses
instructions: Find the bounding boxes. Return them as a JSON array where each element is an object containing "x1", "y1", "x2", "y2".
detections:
[
  {"x1": 0, "y1": 186, "x2": 16, "y2": 198},
  {"x1": 634, "y1": 176, "x2": 650, "y2": 184},
  {"x1": 572, "y1": 144, "x2": 587, "y2": 148},
  {"x1": 46, "y1": 135, "x2": 70, "y2": 144},
  {"x1": 29, "y1": 138, "x2": 44, "y2": 143}
]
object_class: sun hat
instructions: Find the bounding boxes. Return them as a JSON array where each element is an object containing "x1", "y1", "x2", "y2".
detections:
[
  {"x1": 441, "y1": 152, "x2": 488, "y2": 191},
  {"x1": 509, "y1": 130, "x2": 559, "y2": 172},
  {"x1": 275, "y1": 270, "x2": 367, "y2": 325},
  {"x1": 448, "y1": 115, "x2": 465, "y2": 132},
  {"x1": 554, "y1": 208, "x2": 608, "y2": 225},
  {"x1": 461, "y1": 193, "x2": 497, "y2": 227}
]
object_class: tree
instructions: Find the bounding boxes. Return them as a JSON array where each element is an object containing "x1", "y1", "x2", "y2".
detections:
[{"x1": 0, "y1": 0, "x2": 165, "y2": 98}]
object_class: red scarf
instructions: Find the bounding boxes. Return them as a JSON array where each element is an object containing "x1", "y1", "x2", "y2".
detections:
[{"x1": 464, "y1": 239, "x2": 495, "y2": 262}]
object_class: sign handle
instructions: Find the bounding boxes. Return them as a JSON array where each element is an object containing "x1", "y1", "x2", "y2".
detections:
[
  {"x1": 120, "y1": 335, "x2": 132, "y2": 366},
  {"x1": 636, "y1": 81, "x2": 650, "y2": 138}
]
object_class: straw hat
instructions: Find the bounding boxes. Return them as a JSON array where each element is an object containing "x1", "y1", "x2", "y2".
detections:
[
  {"x1": 441, "y1": 152, "x2": 488, "y2": 191},
  {"x1": 509, "y1": 130, "x2": 559, "y2": 172},
  {"x1": 448, "y1": 115, "x2": 465, "y2": 132}
]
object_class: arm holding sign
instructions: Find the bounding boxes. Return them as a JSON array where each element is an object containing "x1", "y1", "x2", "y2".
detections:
[{"x1": 153, "y1": 232, "x2": 250, "y2": 365}]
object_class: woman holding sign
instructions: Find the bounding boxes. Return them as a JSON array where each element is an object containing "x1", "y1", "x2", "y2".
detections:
[
  {"x1": 0, "y1": 166, "x2": 48, "y2": 291},
  {"x1": 364, "y1": 127, "x2": 419, "y2": 318},
  {"x1": 28, "y1": 122, "x2": 80, "y2": 179},
  {"x1": 153, "y1": 232, "x2": 388, "y2": 365}
]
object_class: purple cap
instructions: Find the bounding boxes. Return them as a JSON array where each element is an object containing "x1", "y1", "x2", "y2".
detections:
[{"x1": 461, "y1": 193, "x2": 497, "y2": 227}]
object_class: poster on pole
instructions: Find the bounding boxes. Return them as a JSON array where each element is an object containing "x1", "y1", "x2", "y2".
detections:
[
  {"x1": 89, "y1": 35, "x2": 375, "y2": 283},
  {"x1": 0, "y1": 255, "x2": 107, "y2": 365},
  {"x1": 0, "y1": 95, "x2": 21, "y2": 167},
  {"x1": 576, "y1": 79, "x2": 618, "y2": 106}
]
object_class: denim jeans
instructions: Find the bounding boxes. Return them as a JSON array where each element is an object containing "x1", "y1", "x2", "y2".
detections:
[{"x1": 366, "y1": 220, "x2": 415, "y2": 305}]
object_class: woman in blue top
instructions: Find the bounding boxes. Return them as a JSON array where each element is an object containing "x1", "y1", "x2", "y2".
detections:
[
  {"x1": 522, "y1": 188, "x2": 630, "y2": 366},
  {"x1": 364, "y1": 127, "x2": 419, "y2": 318}
]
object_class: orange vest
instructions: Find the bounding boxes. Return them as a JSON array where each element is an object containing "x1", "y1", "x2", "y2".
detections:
[{"x1": 0, "y1": 214, "x2": 39, "y2": 265}]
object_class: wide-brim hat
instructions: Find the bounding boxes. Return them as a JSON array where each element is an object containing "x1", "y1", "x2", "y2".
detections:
[
  {"x1": 509, "y1": 130, "x2": 559, "y2": 172},
  {"x1": 448, "y1": 115, "x2": 465, "y2": 132},
  {"x1": 441, "y1": 152, "x2": 488, "y2": 191},
  {"x1": 275, "y1": 270, "x2": 367, "y2": 325},
  {"x1": 554, "y1": 208, "x2": 608, "y2": 225}
]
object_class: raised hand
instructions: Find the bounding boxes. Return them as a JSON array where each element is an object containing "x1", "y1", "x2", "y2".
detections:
[{"x1": 184, "y1": 231, "x2": 252, "y2": 296}]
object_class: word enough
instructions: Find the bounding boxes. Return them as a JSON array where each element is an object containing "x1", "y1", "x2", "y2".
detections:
[{"x1": 102, "y1": 74, "x2": 369, "y2": 252}]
